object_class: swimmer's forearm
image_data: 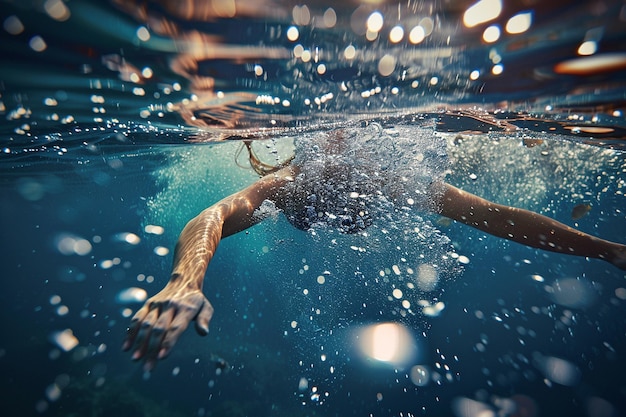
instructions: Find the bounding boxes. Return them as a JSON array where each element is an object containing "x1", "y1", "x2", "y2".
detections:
[
  {"x1": 169, "y1": 205, "x2": 226, "y2": 290},
  {"x1": 168, "y1": 166, "x2": 297, "y2": 288},
  {"x1": 437, "y1": 182, "x2": 619, "y2": 261}
]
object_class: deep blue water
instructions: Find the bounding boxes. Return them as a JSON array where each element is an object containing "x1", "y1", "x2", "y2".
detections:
[
  {"x1": 1, "y1": 1, "x2": 626, "y2": 417},
  {"x1": 3, "y1": 134, "x2": 626, "y2": 417}
]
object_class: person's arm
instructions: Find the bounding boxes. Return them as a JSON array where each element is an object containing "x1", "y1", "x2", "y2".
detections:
[
  {"x1": 436, "y1": 182, "x2": 626, "y2": 269},
  {"x1": 123, "y1": 166, "x2": 297, "y2": 370}
]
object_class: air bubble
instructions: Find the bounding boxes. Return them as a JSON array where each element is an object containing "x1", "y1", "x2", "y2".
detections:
[
  {"x1": 144, "y1": 224, "x2": 164, "y2": 235},
  {"x1": 154, "y1": 246, "x2": 169, "y2": 256},
  {"x1": 457, "y1": 255, "x2": 470, "y2": 264},
  {"x1": 410, "y1": 365, "x2": 430, "y2": 386},
  {"x1": 3, "y1": 15, "x2": 24, "y2": 35},
  {"x1": 29, "y1": 35, "x2": 47, "y2": 52},
  {"x1": 286, "y1": 26, "x2": 299, "y2": 41},
  {"x1": 50, "y1": 329, "x2": 79, "y2": 352},
  {"x1": 389, "y1": 25, "x2": 404, "y2": 43},
  {"x1": 366, "y1": 11, "x2": 384, "y2": 33},
  {"x1": 409, "y1": 26, "x2": 425, "y2": 44},
  {"x1": 378, "y1": 54, "x2": 396, "y2": 77},
  {"x1": 136, "y1": 26, "x2": 150, "y2": 41},
  {"x1": 44, "y1": 0, "x2": 70, "y2": 21},
  {"x1": 344, "y1": 45, "x2": 356, "y2": 60},
  {"x1": 116, "y1": 287, "x2": 148, "y2": 304}
]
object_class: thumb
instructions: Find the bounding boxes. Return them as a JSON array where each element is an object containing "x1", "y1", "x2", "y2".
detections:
[{"x1": 195, "y1": 298, "x2": 214, "y2": 336}]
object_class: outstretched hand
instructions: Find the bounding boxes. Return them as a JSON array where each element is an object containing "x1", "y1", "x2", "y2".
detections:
[{"x1": 122, "y1": 280, "x2": 214, "y2": 371}]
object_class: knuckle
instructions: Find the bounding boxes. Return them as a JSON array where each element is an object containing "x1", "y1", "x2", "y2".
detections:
[{"x1": 179, "y1": 303, "x2": 196, "y2": 315}]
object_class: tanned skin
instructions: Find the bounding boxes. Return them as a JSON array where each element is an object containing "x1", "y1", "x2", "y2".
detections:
[
  {"x1": 123, "y1": 166, "x2": 299, "y2": 370},
  {"x1": 123, "y1": 163, "x2": 626, "y2": 371}
]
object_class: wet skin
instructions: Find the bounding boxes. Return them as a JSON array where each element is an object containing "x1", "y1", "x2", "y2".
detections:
[{"x1": 123, "y1": 161, "x2": 626, "y2": 371}]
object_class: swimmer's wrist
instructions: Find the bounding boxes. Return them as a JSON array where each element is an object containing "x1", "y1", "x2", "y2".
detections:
[{"x1": 167, "y1": 272, "x2": 204, "y2": 291}]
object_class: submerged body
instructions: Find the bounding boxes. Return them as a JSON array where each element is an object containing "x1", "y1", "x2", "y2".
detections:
[
  {"x1": 280, "y1": 124, "x2": 446, "y2": 233},
  {"x1": 124, "y1": 124, "x2": 626, "y2": 370}
]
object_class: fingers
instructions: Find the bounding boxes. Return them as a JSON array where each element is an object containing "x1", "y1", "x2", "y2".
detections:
[
  {"x1": 195, "y1": 298, "x2": 214, "y2": 336},
  {"x1": 130, "y1": 307, "x2": 160, "y2": 361},
  {"x1": 143, "y1": 307, "x2": 175, "y2": 369},
  {"x1": 122, "y1": 305, "x2": 150, "y2": 351},
  {"x1": 158, "y1": 297, "x2": 203, "y2": 359},
  {"x1": 123, "y1": 293, "x2": 215, "y2": 370}
]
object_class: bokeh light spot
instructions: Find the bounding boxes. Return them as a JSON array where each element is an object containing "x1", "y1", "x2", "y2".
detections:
[
  {"x1": 463, "y1": 0, "x2": 502, "y2": 27},
  {"x1": 50, "y1": 329, "x2": 79, "y2": 352},
  {"x1": 136, "y1": 26, "x2": 150, "y2": 42},
  {"x1": 409, "y1": 26, "x2": 425, "y2": 44},
  {"x1": 286, "y1": 26, "x2": 299, "y2": 42},
  {"x1": 3, "y1": 15, "x2": 24, "y2": 35},
  {"x1": 482, "y1": 25, "x2": 501, "y2": 43},
  {"x1": 378, "y1": 54, "x2": 396, "y2": 77},
  {"x1": 116, "y1": 287, "x2": 148, "y2": 304},
  {"x1": 366, "y1": 11, "x2": 384, "y2": 33},
  {"x1": 389, "y1": 25, "x2": 404, "y2": 43},
  {"x1": 358, "y1": 322, "x2": 417, "y2": 366},
  {"x1": 506, "y1": 11, "x2": 532, "y2": 34}
]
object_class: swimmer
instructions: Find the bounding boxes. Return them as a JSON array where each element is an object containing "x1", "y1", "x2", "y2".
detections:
[{"x1": 123, "y1": 125, "x2": 626, "y2": 371}]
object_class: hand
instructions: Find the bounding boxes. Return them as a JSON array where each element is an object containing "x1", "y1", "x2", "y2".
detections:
[{"x1": 122, "y1": 280, "x2": 214, "y2": 371}]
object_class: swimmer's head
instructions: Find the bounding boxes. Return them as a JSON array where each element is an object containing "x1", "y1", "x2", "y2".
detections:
[{"x1": 237, "y1": 141, "x2": 295, "y2": 176}]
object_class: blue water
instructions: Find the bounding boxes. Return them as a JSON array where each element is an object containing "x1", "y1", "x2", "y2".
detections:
[{"x1": 1, "y1": 1, "x2": 626, "y2": 417}]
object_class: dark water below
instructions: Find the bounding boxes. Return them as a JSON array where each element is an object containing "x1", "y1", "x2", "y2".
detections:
[{"x1": 1, "y1": 1, "x2": 626, "y2": 417}]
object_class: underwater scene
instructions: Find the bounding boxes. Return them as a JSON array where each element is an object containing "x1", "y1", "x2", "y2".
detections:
[{"x1": 1, "y1": 1, "x2": 626, "y2": 416}]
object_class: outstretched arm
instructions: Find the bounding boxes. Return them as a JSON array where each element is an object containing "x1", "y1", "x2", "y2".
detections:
[
  {"x1": 436, "y1": 182, "x2": 626, "y2": 269},
  {"x1": 123, "y1": 166, "x2": 297, "y2": 370}
]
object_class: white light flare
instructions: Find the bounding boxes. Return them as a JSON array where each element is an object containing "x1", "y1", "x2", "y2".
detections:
[
  {"x1": 115, "y1": 287, "x2": 148, "y2": 304},
  {"x1": 50, "y1": 329, "x2": 79, "y2": 352},
  {"x1": 366, "y1": 11, "x2": 384, "y2": 33},
  {"x1": 357, "y1": 322, "x2": 417, "y2": 367},
  {"x1": 554, "y1": 53, "x2": 626, "y2": 75},
  {"x1": 286, "y1": 26, "x2": 299, "y2": 42},
  {"x1": 114, "y1": 232, "x2": 141, "y2": 245},
  {"x1": 55, "y1": 234, "x2": 92, "y2": 256},
  {"x1": 378, "y1": 54, "x2": 396, "y2": 77},
  {"x1": 505, "y1": 11, "x2": 532, "y2": 34},
  {"x1": 463, "y1": 0, "x2": 502, "y2": 28},
  {"x1": 389, "y1": 25, "x2": 404, "y2": 43},
  {"x1": 409, "y1": 26, "x2": 425, "y2": 44},
  {"x1": 577, "y1": 40, "x2": 597, "y2": 56},
  {"x1": 482, "y1": 25, "x2": 501, "y2": 43}
]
